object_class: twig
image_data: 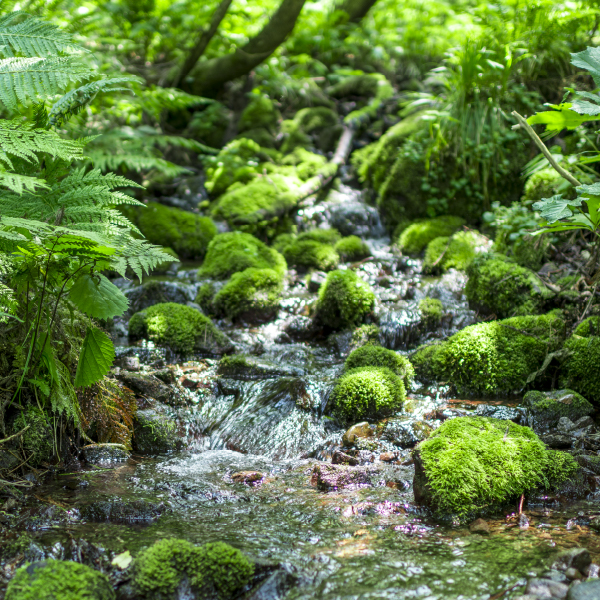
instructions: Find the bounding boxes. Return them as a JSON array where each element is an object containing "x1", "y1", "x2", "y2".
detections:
[{"x1": 0, "y1": 426, "x2": 30, "y2": 446}]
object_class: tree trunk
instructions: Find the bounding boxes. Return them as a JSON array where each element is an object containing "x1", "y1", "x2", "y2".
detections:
[
  {"x1": 172, "y1": 0, "x2": 234, "y2": 88},
  {"x1": 190, "y1": 0, "x2": 306, "y2": 94},
  {"x1": 336, "y1": 0, "x2": 378, "y2": 22}
]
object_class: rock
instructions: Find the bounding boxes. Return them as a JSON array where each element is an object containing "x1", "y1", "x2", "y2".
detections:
[
  {"x1": 311, "y1": 463, "x2": 372, "y2": 491},
  {"x1": 80, "y1": 498, "x2": 167, "y2": 523},
  {"x1": 124, "y1": 280, "x2": 194, "y2": 316},
  {"x1": 217, "y1": 356, "x2": 302, "y2": 380},
  {"x1": 379, "y1": 452, "x2": 397, "y2": 462},
  {"x1": 541, "y1": 570, "x2": 569, "y2": 584},
  {"x1": 244, "y1": 569, "x2": 298, "y2": 600},
  {"x1": 576, "y1": 455, "x2": 600, "y2": 475},
  {"x1": 540, "y1": 433, "x2": 573, "y2": 449},
  {"x1": 118, "y1": 372, "x2": 175, "y2": 405},
  {"x1": 134, "y1": 408, "x2": 182, "y2": 455},
  {"x1": 153, "y1": 368, "x2": 177, "y2": 385},
  {"x1": 519, "y1": 513, "x2": 530, "y2": 529},
  {"x1": 381, "y1": 418, "x2": 433, "y2": 448},
  {"x1": 552, "y1": 548, "x2": 591, "y2": 573},
  {"x1": 308, "y1": 271, "x2": 327, "y2": 293},
  {"x1": 567, "y1": 579, "x2": 600, "y2": 600},
  {"x1": 119, "y1": 355, "x2": 140, "y2": 371},
  {"x1": 574, "y1": 416, "x2": 596, "y2": 430},
  {"x1": 81, "y1": 443, "x2": 129, "y2": 465},
  {"x1": 469, "y1": 518, "x2": 490, "y2": 534},
  {"x1": 474, "y1": 404, "x2": 523, "y2": 423},
  {"x1": 326, "y1": 198, "x2": 385, "y2": 238},
  {"x1": 558, "y1": 416, "x2": 577, "y2": 433},
  {"x1": 332, "y1": 450, "x2": 359, "y2": 466},
  {"x1": 231, "y1": 471, "x2": 264, "y2": 484},
  {"x1": 411, "y1": 448, "x2": 432, "y2": 507},
  {"x1": 342, "y1": 422, "x2": 374, "y2": 446},
  {"x1": 284, "y1": 315, "x2": 321, "y2": 342},
  {"x1": 526, "y1": 578, "x2": 569, "y2": 599},
  {"x1": 565, "y1": 568, "x2": 584, "y2": 581}
]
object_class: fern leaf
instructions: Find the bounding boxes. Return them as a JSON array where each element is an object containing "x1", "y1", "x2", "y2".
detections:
[
  {"x1": 0, "y1": 170, "x2": 48, "y2": 194},
  {"x1": 85, "y1": 150, "x2": 190, "y2": 177}
]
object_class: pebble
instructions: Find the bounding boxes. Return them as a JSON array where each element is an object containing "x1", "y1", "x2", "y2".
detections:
[
  {"x1": 231, "y1": 471, "x2": 264, "y2": 484},
  {"x1": 342, "y1": 422, "x2": 374, "y2": 446}
]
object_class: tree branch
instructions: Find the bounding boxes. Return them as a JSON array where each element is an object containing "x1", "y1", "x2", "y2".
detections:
[{"x1": 336, "y1": 0, "x2": 379, "y2": 22}]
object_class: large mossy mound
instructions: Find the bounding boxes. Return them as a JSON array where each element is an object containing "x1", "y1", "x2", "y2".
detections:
[
  {"x1": 129, "y1": 202, "x2": 217, "y2": 260},
  {"x1": 465, "y1": 254, "x2": 554, "y2": 318},
  {"x1": 423, "y1": 230, "x2": 489, "y2": 273},
  {"x1": 332, "y1": 366, "x2": 405, "y2": 422},
  {"x1": 133, "y1": 538, "x2": 254, "y2": 600},
  {"x1": 559, "y1": 316, "x2": 600, "y2": 402},
  {"x1": 413, "y1": 416, "x2": 578, "y2": 518},
  {"x1": 345, "y1": 345, "x2": 413, "y2": 388},
  {"x1": 316, "y1": 269, "x2": 375, "y2": 330},
  {"x1": 398, "y1": 216, "x2": 465, "y2": 255},
  {"x1": 410, "y1": 312, "x2": 565, "y2": 396},
  {"x1": 283, "y1": 239, "x2": 339, "y2": 271},
  {"x1": 199, "y1": 232, "x2": 286, "y2": 280},
  {"x1": 129, "y1": 303, "x2": 232, "y2": 356},
  {"x1": 6, "y1": 560, "x2": 114, "y2": 600},
  {"x1": 213, "y1": 268, "x2": 283, "y2": 322}
]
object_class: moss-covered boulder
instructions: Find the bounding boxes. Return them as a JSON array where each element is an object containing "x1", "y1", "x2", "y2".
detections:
[
  {"x1": 559, "y1": 316, "x2": 600, "y2": 402},
  {"x1": 418, "y1": 297, "x2": 443, "y2": 327},
  {"x1": 281, "y1": 107, "x2": 341, "y2": 153},
  {"x1": 521, "y1": 389, "x2": 594, "y2": 435},
  {"x1": 316, "y1": 270, "x2": 375, "y2": 330},
  {"x1": 334, "y1": 236, "x2": 370, "y2": 262},
  {"x1": 213, "y1": 268, "x2": 282, "y2": 322},
  {"x1": 129, "y1": 303, "x2": 233, "y2": 356},
  {"x1": 133, "y1": 538, "x2": 253, "y2": 600},
  {"x1": 281, "y1": 147, "x2": 327, "y2": 180},
  {"x1": 465, "y1": 254, "x2": 554, "y2": 318},
  {"x1": 398, "y1": 216, "x2": 465, "y2": 255},
  {"x1": 409, "y1": 312, "x2": 566, "y2": 396},
  {"x1": 345, "y1": 345, "x2": 413, "y2": 389},
  {"x1": 134, "y1": 408, "x2": 181, "y2": 455},
  {"x1": 6, "y1": 560, "x2": 114, "y2": 600},
  {"x1": 298, "y1": 228, "x2": 341, "y2": 244},
  {"x1": 331, "y1": 366, "x2": 405, "y2": 422},
  {"x1": 239, "y1": 95, "x2": 281, "y2": 133},
  {"x1": 130, "y1": 202, "x2": 217, "y2": 260},
  {"x1": 199, "y1": 232, "x2": 286, "y2": 280},
  {"x1": 283, "y1": 239, "x2": 339, "y2": 271},
  {"x1": 423, "y1": 230, "x2": 490, "y2": 273},
  {"x1": 413, "y1": 416, "x2": 578, "y2": 519}
]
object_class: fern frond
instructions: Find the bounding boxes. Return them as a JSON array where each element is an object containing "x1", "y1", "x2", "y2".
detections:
[
  {"x1": 136, "y1": 86, "x2": 212, "y2": 121},
  {"x1": 0, "y1": 170, "x2": 48, "y2": 194},
  {"x1": 85, "y1": 150, "x2": 190, "y2": 177}
]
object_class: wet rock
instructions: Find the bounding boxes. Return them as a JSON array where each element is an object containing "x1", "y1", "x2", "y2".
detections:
[
  {"x1": 80, "y1": 497, "x2": 167, "y2": 523},
  {"x1": 552, "y1": 548, "x2": 591, "y2": 573},
  {"x1": 217, "y1": 355, "x2": 302, "y2": 381},
  {"x1": 567, "y1": 579, "x2": 600, "y2": 600},
  {"x1": 581, "y1": 433, "x2": 600, "y2": 451},
  {"x1": 576, "y1": 455, "x2": 600, "y2": 475},
  {"x1": 540, "y1": 433, "x2": 573, "y2": 449},
  {"x1": 124, "y1": 280, "x2": 194, "y2": 316},
  {"x1": 153, "y1": 367, "x2": 177, "y2": 385},
  {"x1": 326, "y1": 199, "x2": 385, "y2": 238},
  {"x1": 332, "y1": 450, "x2": 359, "y2": 466},
  {"x1": 0, "y1": 447, "x2": 20, "y2": 471},
  {"x1": 380, "y1": 418, "x2": 433, "y2": 448},
  {"x1": 81, "y1": 443, "x2": 130, "y2": 465},
  {"x1": 558, "y1": 416, "x2": 577, "y2": 433},
  {"x1": 378, "y1": 306, "x2": 422, "y2": 350},
  {"x1": 379, "y1": 452, "x2": 397, "y2": 462},
  {"x1": 118, "y1": 355, "x2": 140, "y2": 371},
  {"x1": 469, "y1": 518, "x2": 490, "y2": 534},
  {"x1": 245, "y1": 568, "x2": 298, "y2": 600},
  {"x1": 342, "y1": 422, "x2": 374, "y2": 446},
  {"x1": 308, "y1": 270, "x2": 327, "y2": 293},
  {"x1": 519, "y1": 513, "x2": 530, "y2": 529},
  {"x1": 312, "y1": 463, "x2": 372, "y2": 491},
  {"x1": 412, "y1": 447, "x2": 434, "y2": 507},
  {"x1": 327, "y1": 330, "x2": 353, "y2": 356},
  {"x1": 526, "y1": 578, "x2": 568, "y2": 599},
  {"x1": 541, "y1": 570, "x2": 569, "y2": 584},
  {"x1": 284, "y1": 316, "x2": 321, "y2": 341},
  {"x1": 565, "y1": 567, "x2": 584, "y2": 581},
  {"x1": 118, "y1": 372, "x2": 175, "y2": 405},
  {"x1": 474, "y1": 404, "x2": 523, "y2": 423},
  {"x1": 134, "y1": 408, "x2": 182, "y2": 455},
  {"x1": 231, "y1": 471, "x2": 264, "y2": 484}
]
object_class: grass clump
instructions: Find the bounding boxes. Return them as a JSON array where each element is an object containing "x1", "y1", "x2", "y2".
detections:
[
  {"x1": 6, "y1": 560, "x2": 114, "y2": 600},
  {"x1": 316, "y1": 269, "x2": 375, "y2": 330},
  {"x1": 465, "y1": 254, "x2": 554, "y2": 318},
  {"x1": 133, "y1": 538, "x2": 253, "y2": 600},
  {"x1": 419, "y1": 298, "x2": 443, "y2": 326},
  {"x1": 199, "y1": 232, "x2": 286, "y2": 280},
  {"x1": 416, "y1": 416, "x2": 578, "y2": 518},
  {"x1": 423, "y1": 230, "x2": 488, "y2": 273},
  {"x1": 331, "y1": 366, "x2": 405, "y2": 422},
  {"x1": 129, "y1": 303, "x2": 230, "y2": 355},
  {"x1": 398, "y1": 216, "x2": 465, "y2": 255},
  {"x1": 283, "y1": 239, "x2": 339, "y2": 271},
  {"x1": 335, "y1": 236, "x2": 370, "y2": 261},
  {"x1": 345, "y1": 345, "x2": 413, "y2": 388}
]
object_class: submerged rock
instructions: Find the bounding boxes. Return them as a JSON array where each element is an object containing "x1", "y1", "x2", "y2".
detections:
[
  {"x1": 80, "y1": 498, "x2": 167, "y2": 523},
  {"x1": 217, "y1": 355, "x2": 302, "y2": 380},
  {"x1": 381, "y1": 417, "x2": 433, "y2": 448},
  {"x1": 311, "y1": 463, "x2": 372, "y2": 491}
]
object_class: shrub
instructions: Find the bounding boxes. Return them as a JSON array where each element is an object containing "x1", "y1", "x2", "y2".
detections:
[
  {"x1": 398, "y1": 216, "x2": 465, "y2": 255},
  {"x1": 283, "y1": 239, "x2": 339, "y2": 271},
  {"x1": 334, "y1": 236, "x2": 370, "y2": 261},
  {"x1": 345, "y1": 345, "x2": 414, "y2": 388}
]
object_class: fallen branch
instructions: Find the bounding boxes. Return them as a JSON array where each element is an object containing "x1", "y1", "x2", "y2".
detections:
[{"x1": 0, "y1": 425, "x2": 29, "y2": 446}]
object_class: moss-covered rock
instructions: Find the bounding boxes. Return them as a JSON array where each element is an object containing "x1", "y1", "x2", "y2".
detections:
[
  {"x1": 283, "y1": 239, "x2": 339, "y2": 272},
  {"x1": 239, "y1": 95, "x2": 281, "y2": 133},
  {"x1": 413, "y1": 416, "x2": 578, "y2": 518},
  {"x1": 298, "y1": 228, "x2": 341, "y2": 244},
  {"x1": 281, "y1": 107, "x2": 341, "y2": 153},
  {"x1": 281, "y1": 147, "x2": 327, "y2": 180},
  {"x1": 398, "y1": 216, "x2": 465, "y2": 255},
  {"x1": 234, "y1": 127, "x2": 276, "y2": 149},
  {"x1": 423, "y1": 230, "x2": 489, "y2": 273},
  {"x1": 187, "y1": 102, "x2": 231, "y2": 148},
  {"x1": 199, "y1": 232, "x2": 286, "y2": 280},
  {"x1": 10, "y1": 406, "x2": 54, "y2": 468},
  {"x1": 334, "y1": 236, "x2": 370, "y2": 261},
  {"x1": 409, "y1": 312, "x2": 566, "y2": 396},
  {"x1": 316, "y1": 269, "x2": 375, "y2": 330},
  {"x1": 130, "y1": 202, "x2": 217, "y2": 260},
  {"x1": 345, "y1": 345, "x2": 414, "y2": 389},
  {"x1": 350, "y1": 324, "x2": 380, "y2": 349},
  {"x1": 134, "y1": 408, "x2": 181, "y2": 455},
  {"x1": 418, "y1": 297, "x2": 443, "y2": 326},
  {"x1": 465, "y1": 254, "x2": 554, "y2": 318},
  {"x1": 129, "y1": 303, "x2": 233, "y2": 356},
  {"x1": 329, "y1": 74, "x2": 382, "y2": 98},
  {"x1": 6, "y1": 560, "x2": 114, "y2": 600},
  {"x1": 213, "y1": 268, "x2": 282, "y2": 322},
  {"x1": 133, "y1": 538, "x2": 253, "y2": 600},
  {"x1": 511, "y1": 234, "x2": 550, "y2": 271},
  {"x1": 331, "y1": 366, "x2": 405, "y2": 422},
  {"x1": 559, "y1": 316, "x2": 600, "y2": 402}
]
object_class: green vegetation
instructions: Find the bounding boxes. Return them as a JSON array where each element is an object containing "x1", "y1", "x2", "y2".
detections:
[
  {"x1": 335, "y1": 236, "x2": 371, "y2": 261},
  {"x1": 133, "y1": 538, "x2": 253, "y2": 600},
  {"x1": 418, "y1": 298, "x2": 443, "y2": 326},
  {"x1": 345, "y1": 345, "x2": 414, "y2": 388},
  {"x1": 416, "y1": 417, "x2": 578, "y2": 517},
  {"x1": 521, "y1": 389, "x2": 594, "y2": 432},
  {"x1": 423, "y1": 230, "x2": 488, "y2": 273},
  {"x1": 283, "y1": 239, "x2": 340, "y2": 271},
  {"x1": 398, "y1": 217, "x2": 465, "y2": 255},
  {"x1": 316, "y1": 270, "x2": 376, "y2": 330}
]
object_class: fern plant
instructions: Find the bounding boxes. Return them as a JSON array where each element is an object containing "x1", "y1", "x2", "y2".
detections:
[{"x1": 0, "y1": 11, "x2": 171, "y2": 431}]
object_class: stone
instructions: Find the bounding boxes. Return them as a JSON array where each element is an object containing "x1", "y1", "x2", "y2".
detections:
[
  {"x1": 474, "y1": 404, "x2": 523, "y2": 423},
  {"x1": 231, "y1": 471, "x2": 264, "y2": 484},
  {"x1": 557, "y1": 416, "x2": 577, "y2": 433},
  {"x1": 80, "y1": 498, "x2": 167, "y2": 523},
  {"x1": 326, "y1": 198, "x2": 385, "y2": 238},
  {"x1": 217, "y1": 356, "x2": 302, "y2": 381},
  {"x1": 469, "y1": 518, "x2": 490, "y2": 534},
  {"x1": 380, "y1": 418, "x2": 433, "y2": 448},
  {"x1": 574, "y1": 416, "x2": 595, "y2": 429},
  {"x1": 119, "y1": 356, "x2": 140, "y2": 371},
  {"x1": 379, "y1": 452, "x2": 397, "y2": 462},
  {"x1": 342, "y1": 422, "x2": 374, "y2": 446},
  {"x1": 81, "y1": 444, "x2": 130, "y2": 465},
  {"x1": 332, "y1": 450, "x2": 359, "y2": 466},
  {"x1": 124, "y1": 280, "x2": 194, "y2": 316},
  {"x1": 526, "y1": 578, "x2": 568, "y2": 599},
  {"x1": 584, "y1": 563, "x2": 600, "y2": 578},
  {"x1": 118, "y1": 372, "x2": 175, "y2": 405},
  {"x1": 521, "y1": 389, "x2": 593, "y2": 435},
  {"x1": 552, "y1": 548, "x2": 592, "y2": 573},
  {"x1": 311, "y1": 464, "x2": 372, "y2": 491},
  {"x1": 308, "y1": 270, "x2": 327, "y2": 293},
  {"x1": 541, "y1": 570, "x2": 569, "y2": 584},
  {"x1": 284, "y1": 315, "x2": 321, "y2": 341},
  {"x1": 134, "y1": 408, "x2": 182, "y2": 455},
  {"x1": 540, "y1": 433, "x2": 573, "y2": 449},
  {"x1": 565, "y1": 568, "x2": 584, "y2": 581},
  {"x1": 567, "y1": 579, "x2": 600, "y2": 600}
]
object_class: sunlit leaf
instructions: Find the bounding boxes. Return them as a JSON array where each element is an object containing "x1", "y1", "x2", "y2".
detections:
[{"x1": 74, "y1": 327, "x2": 115, "y2": 388}]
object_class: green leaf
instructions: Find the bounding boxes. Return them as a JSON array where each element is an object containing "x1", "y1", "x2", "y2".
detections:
[
  {"x1": 571, "y1": 47, "x2": 600, "y2": 86},
  {"x1": 111, "y1": 551, "x2": 133, "y2": 570},
  {"x1": 27, "y1": 378, "x2": 50, "y2": 397},
  {"x1": 527, "y1": 106, "x2": 600, "y2": 133},
  {"x1": 532, "y1": 195, "x2": 583, "y2": 223},
  {"x1": 75, "y1": 327, "x2": 115, "y2": 388},
  {"x1": 69, "y1": 273, "x2": 128, "y2": 319},
  {"x1": 570, "y1": 99, "x2": 600, "y2": 116}
]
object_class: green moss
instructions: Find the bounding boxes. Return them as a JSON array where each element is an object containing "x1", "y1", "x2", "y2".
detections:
[
  {"x1": 135, "y1": 409, "x2": 180, "y2": 455},
  {"x1": 283, "y1": 239, "x2": 339, "y2": 271},
  {"x1": 129, "y1": 303, "x2": 230, "y2": 355},
  {"x1": 574, "y1": 315, "x2": 600, "y2": 337},
  {"x1": 199, "y1": 232, "x2": 286, "y2": 280},
  {"x1": 521, "y1": 389, "x2": 593, "y2": 431},
  {"x1": 465, "y1": 254, "x2": 554, "y2": 318},
  {"x1": 350, "y1": 324, "x2": 380, "y2": 348},
  {"x1": 11, "y1": 406, "x2": 53, "y2": 467},
  {"x1": 234, "y1": 127, "x2": 276, "y2": 149},
  {"x1": 187, "y1": 102, "x2": 231, "y2": 148},
  {"x1": 239, "y1": 95, "x2": 280, "y2": 133},
  {"x1": 398, "y1": 216, "x2": 465, "y2": 255},
  {"x1": 423, "y1": 230, "x2": 488, "y2": 273},
  {"x1": 345, "y1": 345, "x2": 414, "y2": 388},
  {"x1": 295, "y1": 107, "x2": 339, "y2": 132},
  {"x1": 195, "y1": 282, "x2": 216, "y2": 314},
  {"x1": 419, "y1": 298, "x2": 443, "y2": 326},
  {"x1": 297, "y1": 228, "x2": 341, "y2": 244},
  {"x1": 511, "y1": 234, "x2": 550, "y2": 271},
  {"x1": 281, "y1": 147, "x2": 327, "y2": 180},
  {"x1": 316, "y1": 269, "x2": 376, "y2": 330},
  {"x1": 131, "y1": 202, "x2": 217, "y2": 260},
  {"x1": 334, "y1": 236, "x2": 370, "y2": 261},
  {"x1": 522, "y1": 167, "x2": 567, "y2": 204},
  {"x1": 272, "y1": 232, "x2": 296, "y2": 253},
  {"x1": 133, "y1": 538, "x2": 253, "y2": 600},
  {"x1": 6, "y1": 560, "x2": 114, "y2": 600},
  {"x1": 329, "y1": 74, "x2": 381, "y2": 98},
  {"x1": 213, "y1": 268, "x2": 282, "y2": 322},
  {"x1": 280, "y1": 119, "x2": 310, "y2": 154},
  {"x1": 410, "y1": 312, "x2": 566, "y2": 396},
  {"x1": 332, "y1": 366, "x2": 405, "y2": 422},
  {"x1": 416, "y1": 416, "x2": 578, "y2": 518}
]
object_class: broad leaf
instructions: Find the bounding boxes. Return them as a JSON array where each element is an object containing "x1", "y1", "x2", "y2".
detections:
[
  {"x1": 570, "y1": 99, "x2": 600, "y2": 116},
  {"x1": 69, "y1": 273, "x2": 128, "y2": 319},
  {"x1": 527, "y1": 106, "x2": 600, "y2": 132},
  {"x1": 571, "y1": 47, "x2": 600, "y2": 86},
  {"x1": 532, "y1": 195, "x2": 583, "y2": 223},
  {"x1": 75, "y1": 327, "x2": 115, "y2": 388}
]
